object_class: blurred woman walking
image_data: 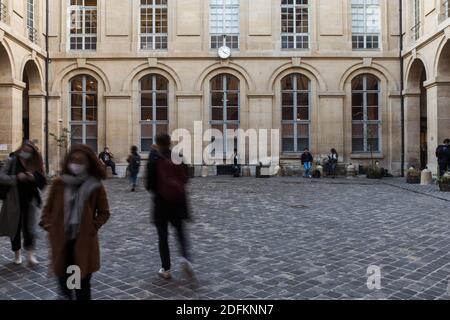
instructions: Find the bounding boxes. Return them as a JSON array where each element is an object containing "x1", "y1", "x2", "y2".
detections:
[
  {"x1": 127, "y1": 145, "x2": 141, "y2": 192},
  {"x1": 0, "y1": 140, "x2": 46, "y2": 266},
  {"x1": 40, "y1": 144, "x2": 110, "y2": 300}
]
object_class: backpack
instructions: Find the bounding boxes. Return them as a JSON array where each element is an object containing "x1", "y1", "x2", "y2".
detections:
[
  {"x1": 156, "y1": 154, "x2": 188, "y2": 203},
  {"x1": 0, "y1": 158, "x2": 15, "y2": 201}
]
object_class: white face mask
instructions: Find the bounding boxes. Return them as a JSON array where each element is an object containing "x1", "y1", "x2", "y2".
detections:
[
  {"x1": 19, "y1": 151, "x2": 32, "y2": 160},
  {"x1": 68, "y1": 163, "x2": 87, "y2": 176}
]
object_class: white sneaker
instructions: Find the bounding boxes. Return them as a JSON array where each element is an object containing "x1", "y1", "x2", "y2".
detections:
[
  {"x1": 181, "y1": 258, "x2": 195, "y2": 278},
  {"x1": 27, "y1": 251, "x2": 39, "y2": 266},
  {"x1": 158, "y1": 268, "x2": 171, "y2": 280},
  {"x1": 13, "y1": 251, "x2": 22, "y2": 265}
]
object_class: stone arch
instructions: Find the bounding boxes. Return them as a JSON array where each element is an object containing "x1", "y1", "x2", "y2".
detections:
[
  {"x1": 0, "y1": 40, "x2": 14, "y2": 82},
  {"x1": 122, "y1": 62, "x2": 182, "y2": 92},
  {"x1": 52, "y1": 63, "x2": 111, "y2": 93},
  {"x1": 339, "y1": 62, "x2": 398, "y2": 92},
  {"x1": 268, "y1": 62, "x2": 327, "y2": 92},
  {"x1": 436, "y1": 38, "x2": 450, "y2": 78},
  {"x1": 195, "y1": 62, "x2": 255, "y2": 92},
  {"x1": 405, "y1": 56, "x2": 429, "y2": 89},
  {"x1": 21, "y1": 58, "x2": 44, "y2": 91}
]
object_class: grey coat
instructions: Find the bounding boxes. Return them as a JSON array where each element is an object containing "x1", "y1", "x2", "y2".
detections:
[{"x1": 0, "y1": 158, "x2": 40, "y2": 239}]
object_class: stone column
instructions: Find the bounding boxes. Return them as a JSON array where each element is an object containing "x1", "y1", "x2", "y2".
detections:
[
  {"x1": 0, "y1": 81, "x2": 25, "y2": 157},
  {"x1": 28, "y1": 90, "x2": 46, "y2": 153},
  {"x1": 403, "y1": 90, "x2": 421, "y2": 168}
]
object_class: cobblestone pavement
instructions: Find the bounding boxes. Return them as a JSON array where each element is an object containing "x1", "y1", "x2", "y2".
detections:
[{"x1": 1, "y1": 176, "x2": 450, "y2": 300}]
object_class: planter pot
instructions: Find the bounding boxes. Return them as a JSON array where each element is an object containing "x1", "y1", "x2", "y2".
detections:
[
  {"x1": 439, "y1": 182, "x2": 450, "y2": 192},
  {"x1": 406, "y1": 176, "x2": 420, "y2": 184}
]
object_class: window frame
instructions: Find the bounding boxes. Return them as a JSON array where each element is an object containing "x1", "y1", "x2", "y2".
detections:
[
  {"x1": 68, "y1": 0, "x2": 97, "y2": 51},
  {"x1": 209, "y1": 74, "x2": 240, "y2": 157},
  {"x1": 281, "y1": 73, "x2": 311, "y2": 153},
  {"x1": 351, "y1": 74, "x2": 382, "y2": 153},
  {"x1": 139, "y1": 74, "x2": 169, "y2": 152},
  {"x1": 139, "y1": 0, "x2": 168, "y2": 51},
  {"x1": 351, "y1": 0, "x2": 381, "y2": 50},
  {"x1": 281, "y1": 0, "x2": 310, "y2": 51},
  {"x1": 69, "y1": 75, "x2": 98, "y2": 152},
  {"x1": 209, "y1": 0, "x2": 240, "y2": 50}
]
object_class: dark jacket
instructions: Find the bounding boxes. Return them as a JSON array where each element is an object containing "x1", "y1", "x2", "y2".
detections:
[
  {"x1": 127, "y1": 153, "x2": 141, "y2": 175},
  {"x1": 0, "y1": 156, "x2": 46, "y2": 238},
  {"x1": 436, "y1": 145, "x2": 450, "y2": 164},
  {"x1": 146, "y1": 148, "x2": 189, "y2": 224},
  {"x1": 301, "y1": 152, "x2": 313, "y2": 165},
  {"x1": 99, "y1": 152, "x2": 113, "y2": 163}
]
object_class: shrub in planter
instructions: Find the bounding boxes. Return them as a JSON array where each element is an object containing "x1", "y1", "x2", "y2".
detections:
[
  {"x1": 438, "y1": 172, "x2": 450, "y2": 192},
  {"x1": 366, "y1": 166, "x2": 384, "y2": 179},
  {"x1": 406, "y1": 167, "x2": 421, "y2": 184}
]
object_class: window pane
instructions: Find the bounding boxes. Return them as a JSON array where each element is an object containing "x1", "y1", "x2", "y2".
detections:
[
  {"x1": 352, "y1": 138, "x2": 364, "y2": 152},
  {"x1": 297, "y1": 107, "x2": 309, "y2": 121},
  {"x1": 141, "y1": 93, "x2": 152, "y2": 106},
  {"x1": 71, "y1": 108, "x2": 82, "y2": 121},
  {"x1": 141, "y1": 124, "x2": 153, "y2": 137},
  {"x1": 352, "y1": 93, "x2": 363, "y2": 107},
  {"x1": 227, "y1": 107, "x2": 239, "y2": 121},
  {"x1": 352, "y1": 76, "x2": 363, "y2": 90},
  {"x1": 85, "y1": 94, "x2": 97, "y2": 107},
  {"x1": 367, "y1": 93, "x2": 378, "y2": 106},
  {"x1": 71, "y1": 94, "x2": 82, "y2": 107},
  {"x1": 297, "y1": 75, "x2": 309, "y2": 90},
  {"x1": 212, "y1": 107, "x2": 223, "y2": 121},
  {"x1": 282, "y1": 139, "x2": 294, "y2": 152},
  {"x1": 282, "y1": 124, "x2": 294, "y2": 137},
  {"x1": 141, "y1": 108, "x2": 152, "y2": 121},
  {"x1": 297, "y1": 124, "x2": 309, "y2": 137},
  {"x1": 156, "y1": 107, "x2": 168, "y2": 120},
  {"x1": 156, "y1": 93, "x2": 167, "y2": 107},
  {"x1": 282, "y1": 107, "x2": 294, "y2": 121},
  {"x1": 71, "y1": 125, "x2": 83, "y2": 139},
  {"x1": 352, "y1": 107, "x2": 364, "y2": 121},
  {"x1": 227, "y1": 93, "x2": 238, "y2": 107},
  {"x1": 297, "y1": 93, "x2": 308, "y2": 106},
  {"x1": 86, "y1": 108, "x2": 97, "y2": 121},
  {"x1": 141, "y1": 76, "x2": 152, "y2": 90},
  {"x1": 227, "y1": 76, "x2": 239, "y2": 91},
  {"x1": 211, "y1": 76, "x2": 223, "y2": 91},
  {"x1": 367, "y1": 107, "x2": 379, "y2": 120},
  {"x1": 282, "y1": 93, "x2": 294, "y2": 106},
  {"x1": 86, "y1": 124, "x2": 97, "y2": 138}
]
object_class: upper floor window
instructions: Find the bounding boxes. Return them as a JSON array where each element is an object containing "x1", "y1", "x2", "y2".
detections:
[
  {"x1": 352, "y1": 0, "x2": 380, "y2": 50},
  {"x1": 69, "y1": 0, "x2": 97, "y2": 51},
  {"x1": 140, "y1": 0, "x2": 168, "y2": 51},
  {"x1": 352, "y1": 74, "x2": 381, "y2": 153},
  {"x1": 444, "y1": 0, "x2": 450, "y2": 20},
  {"x1": 412, "y1": 0, "x2": 421, "y2": 40},
  {"x1": 281, "y1": 0, "x2": 309, "y2": 50},
  {"x1": 27, "y1": 0, "x2": 37, "y2": 43},
  {"x1": 210, "y1": 0, "x2": 240, "y2": 50}
]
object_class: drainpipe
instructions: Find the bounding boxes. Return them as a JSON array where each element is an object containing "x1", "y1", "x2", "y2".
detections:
[
  {"x1": 44, "y1": 0, "x2": 49, "y2": 174},
  {"x1": 399, "y1": 0, "x2": 405, "y2": 177}
]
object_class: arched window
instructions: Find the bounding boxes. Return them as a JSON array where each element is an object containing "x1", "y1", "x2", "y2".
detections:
[
  {"x1": 210, "y1": 74, "x2": 240, "y2": 156},
  {"x1": 281, "y1": 73, "x2": 310, "y2": 152},
  {"x1": 140, "y1": 74, "x2": 169, "y2": 152},
  {"x1": 70, "y1": 75, "x2": 98, "y2": 152},
  {"x1": 351, "y1": 74, "x2": 381, "y2": 153}
]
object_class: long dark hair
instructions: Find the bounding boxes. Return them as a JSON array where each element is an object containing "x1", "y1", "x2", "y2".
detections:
[
  {"x1": 61, "y1": 144, "x2": 106, "y2": 180},
  {"x1": 331, "y1": 148, "x2": 338, "y2": 155},
  {"x1": 14, "y1": 140, "x2": 45, "y2": 174}
]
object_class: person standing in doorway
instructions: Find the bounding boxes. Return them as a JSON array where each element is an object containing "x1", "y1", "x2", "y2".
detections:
[
  {"x1": 0, "y1": 140, "x2": 47, "y2": 266},
  {"x1": 127, "y1": 145, "x2": 141, "y2": 192},
  {"x1": 301, "y1": 148, "x2": 313, "y2": 178},
  {"x1": 145, "y1": 133, "x2": 194, "y2": 280},
  {"x1": 436, "y1": 139, "x2": 450, "y2": 176},
  {"x1": 328, "y1": 148, "x2": 339, "y2": 179},
  {"x1": 40, "y1": 144, "x2": 110, "y2": 300},
  {"x1": 99, "y1": 147, "x2": 117, "y2": 176}
]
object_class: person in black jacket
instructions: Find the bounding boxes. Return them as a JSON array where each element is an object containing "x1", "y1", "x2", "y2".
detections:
[
  {"x1": 436, "y1": 139, "x2": 450, "y2": 176},
  {"x1": 300, "y1": 148, "x2": 313, "y2": 178},
  {"x1": 146, "y1": 134, "x2": 194, "y2": 280},
  {"x1": 0, "y1": 140, "x2": 47, "y2": 266},
  {"x1": 127, "y1": 146, "x2": 141, "y2": 192},
  {"x1": 98, "y1": 147, "x2": 117, "y2": 176},
  {"x1": 328, "y1": 148, "x2": 339, "y2": 178}
]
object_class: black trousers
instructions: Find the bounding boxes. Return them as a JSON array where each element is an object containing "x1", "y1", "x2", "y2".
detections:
[
  {"x1": 105, "y1": 160, "x2": 116, "y2": 174},
  {"x1": 11, "y1": 207, "x2": 35, "y2": 252},
  {"x1": 156, "y1": 218, "x2": 189, "y2": 271},
  {"x1": 57, "y1": 240, "x2": 92, "y2": 300},
  {"x1": 439, "y1": 162, "x2": 449, "y2": 177}
]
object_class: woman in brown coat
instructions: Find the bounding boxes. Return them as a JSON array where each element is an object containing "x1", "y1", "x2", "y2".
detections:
[{"x1": 40, "y1": 144, "x2": 110, "y2": 300}]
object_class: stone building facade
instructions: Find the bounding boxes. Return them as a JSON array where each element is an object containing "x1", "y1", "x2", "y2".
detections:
[{"x1": 0, "y1": 0, "x2": 447, "y2": 176}]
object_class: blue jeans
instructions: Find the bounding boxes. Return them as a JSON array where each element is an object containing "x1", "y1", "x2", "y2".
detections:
[
  {"x1": 303, "y1": 162, "x2": 312, "y2": 177},
  {"x1": 129, "y1": 173, "x2": 138, "y2": 186}
]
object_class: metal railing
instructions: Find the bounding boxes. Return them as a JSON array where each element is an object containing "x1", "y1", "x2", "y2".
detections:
[
  {"x1": 27, "y1": 26, "x2": 38, "y2": 44},
  {"x1": 0, "y1": 2, "x2": 7, "y2": 22},
  {"x1": 410, "y1": 22, "x2": 421, "y2": 42}
]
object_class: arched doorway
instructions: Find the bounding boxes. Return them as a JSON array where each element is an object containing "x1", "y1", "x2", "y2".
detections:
[
  {"x1": 436, "y1": 40, "x2": 450, "y2": 151},
  {"x1": 22, "y1": 60, "x2": 44, "y2": 149},
  {"x1": 405, "y1": 59, "x2": 427, "y2": 169}
]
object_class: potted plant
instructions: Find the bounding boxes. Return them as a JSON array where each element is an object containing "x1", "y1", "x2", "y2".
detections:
[
  {"x1": 406, "y1": 167, "x2": 421, "y2": 184},
  {"x1": 438, "y1": 172, "x2": 450, "y2": 192}
]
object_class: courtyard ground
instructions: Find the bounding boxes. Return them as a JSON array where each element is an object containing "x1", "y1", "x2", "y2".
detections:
[{"x1": 1, "y1": 176, "x2": 450, "y2": 300}]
